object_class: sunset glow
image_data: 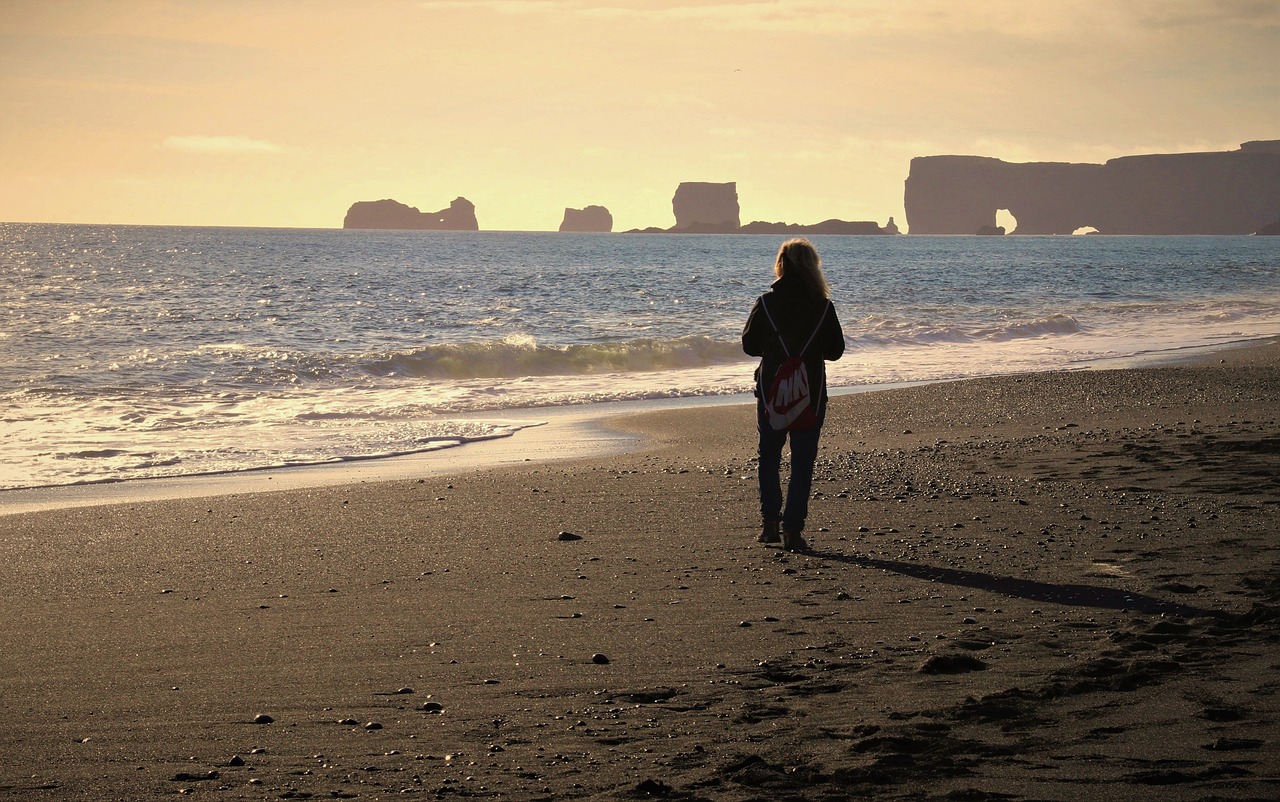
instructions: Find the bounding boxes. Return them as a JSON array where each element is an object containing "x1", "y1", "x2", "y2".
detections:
[{"x1": 2, "y1": 0, "x2": 1277, "y2": 231}]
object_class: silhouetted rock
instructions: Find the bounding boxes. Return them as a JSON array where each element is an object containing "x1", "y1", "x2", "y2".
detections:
[
  {"x1": 883, "y1": 216, "x2": 900, "y2": 235},
  {"x1": 559, "y1": 205, "x2": 612, "y2": 233},
  {"x1": 343, "y1": 197, "x2": 478, "y2": 230},
  {"x1": 621, "y1": 182, "x2": 899, "y2": 234},
  {"x1": 976, "y1": 225, "x2": 1005, "y2": 236},
  {"x1": 739, "y1": 219, "x2": 889, "y2": 235},
  {"x1": 672, "y1": 182, "x2": 740, "y2": 233},
  {"x1": 904, "y1": 141, "x2": 1280, "y2": 235}
]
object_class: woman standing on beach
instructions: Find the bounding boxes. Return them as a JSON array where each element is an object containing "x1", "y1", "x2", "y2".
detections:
[{"x1": 742, "y1": 239, "x2": 845, "y2": 552}]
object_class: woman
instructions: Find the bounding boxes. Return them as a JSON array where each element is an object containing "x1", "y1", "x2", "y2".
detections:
[{"x1": 742, "y1": 239, "x2": 845, "y2": 552}]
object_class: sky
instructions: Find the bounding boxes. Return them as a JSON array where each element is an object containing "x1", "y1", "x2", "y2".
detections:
[{"x1": 1, "y1": 0, "x2": 1277, "y2": 232}]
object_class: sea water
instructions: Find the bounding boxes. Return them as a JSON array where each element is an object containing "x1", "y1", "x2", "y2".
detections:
[{"x1": 2, "y1": 224, "x2": 1278, "y2": 490}]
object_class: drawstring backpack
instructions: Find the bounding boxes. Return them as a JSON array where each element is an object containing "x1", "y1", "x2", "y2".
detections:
[{"x1": 758, "y1": 297, "x2": 831, "y2": 432}]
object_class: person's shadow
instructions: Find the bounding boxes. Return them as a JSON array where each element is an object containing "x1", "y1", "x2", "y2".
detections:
[{"x1": 806, "y1": 548, "x2": 1230, "y2": 620}]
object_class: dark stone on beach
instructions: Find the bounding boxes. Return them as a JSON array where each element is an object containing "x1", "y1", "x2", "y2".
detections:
[
  {"x1": 918, "y1": 654, "x2": 988, "y2": 674},
  {"x1": 422, "y1": 701, "x2": 444, "y2": 713},
  {"x1": 252, "y1": 713, "x2": 274, "y2": 724},
  {"x1": 395, "y1": 686, "x2": 414, "y2": 694},
  {"x1": 612, "y1": 687, "x2": 678, "y2": 704},
  {"x1": 1203, "y1": 737, "x2": 1264, "y2": 751},
  {"x1": 1199, "y1": 705, "x2": 1246, "y2": 722},
  {"x1": 171, "y1": 771, "x2": 219, "y2": 781},
  {"x1": 558, "y1": 531, "x2": 583, "y2": 541},
  {"x1": 338, "y1": 718, "x2": 359, "y2": 726},
  {"x1": 364, "y1": 721, "x2": 383, "y2": 730},
  {"x1": 632, "y1": 778, "x2": 674, "y2": 796},
  {"x1": 227, "y1": 755, "x2": 245, "y2": 767},
  {"x1": 592, "y1": 652, "x2": 611, "y2": 664}
]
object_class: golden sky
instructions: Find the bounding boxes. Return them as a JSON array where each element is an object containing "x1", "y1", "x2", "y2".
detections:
[{"x1": 1, "y1": 0, "x2": 1277, "y2": 231}]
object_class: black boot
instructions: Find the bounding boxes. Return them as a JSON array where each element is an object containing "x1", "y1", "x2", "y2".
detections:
[{"x1": 782, "y1": 529, "x2": 809, "y2": 552}]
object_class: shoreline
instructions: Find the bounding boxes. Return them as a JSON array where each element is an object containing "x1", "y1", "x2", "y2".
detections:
[
  {"x1": 1, "y1": 338, "x2": 1276, "y2": 799},
  {"x1": 2, "y1": 336, "x2": 1271, "y2": 518}
]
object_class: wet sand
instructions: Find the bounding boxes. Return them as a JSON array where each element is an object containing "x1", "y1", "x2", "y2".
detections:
[{"x1": 2, "y1": 340, "x2": 1278, "y2": 800}]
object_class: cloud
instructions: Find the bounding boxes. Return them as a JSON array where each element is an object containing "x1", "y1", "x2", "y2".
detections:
[
  {"x1": 419, "y1": 0, "x2": 567, "y2": 13},
  {"x1": 161, "y1": 135, "x2": 284, "y2": 154}
]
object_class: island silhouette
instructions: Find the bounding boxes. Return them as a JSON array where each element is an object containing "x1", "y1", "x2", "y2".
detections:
[{"x1": 341, "y1": 139, "x2": 1280, "y2": 235}]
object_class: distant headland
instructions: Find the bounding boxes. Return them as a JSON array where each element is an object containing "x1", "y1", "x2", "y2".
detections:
[
  {"x1": 905, "y1": 140, "x2": 1280, "y2": 235},
  {"x1": 342, "y1": 183, "x2": 896, "y2": 234}
]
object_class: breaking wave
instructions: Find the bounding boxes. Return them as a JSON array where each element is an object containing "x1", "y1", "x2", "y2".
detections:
[
  {"x1": 359, "y1": 335, "x2": 747, "y2": 380},
  {"x1": 850, "y1": 314, "x2": 1085, "y2": 347}
]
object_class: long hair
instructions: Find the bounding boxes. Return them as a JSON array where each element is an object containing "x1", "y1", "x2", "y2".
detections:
[{"x1": 773, "y1": 238, "x2": 830, "y2": 299}]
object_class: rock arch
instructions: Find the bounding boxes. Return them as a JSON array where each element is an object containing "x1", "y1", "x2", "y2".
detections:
[{"x1": 904, "y1": 143, "x2": 1280, "y2": 235}]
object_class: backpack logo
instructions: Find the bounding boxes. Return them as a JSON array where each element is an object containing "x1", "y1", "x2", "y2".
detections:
[{"x1": 766, "y1": 356, "x2": 815, "y2": 430}]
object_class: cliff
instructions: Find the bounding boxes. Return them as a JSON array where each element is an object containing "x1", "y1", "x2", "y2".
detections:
[
  {"x1": 343, "y1": 197, "x2": 479, "y2": 230},
  {"x1": 904, "y1": 142, "x2": 1280, "y2": 235},
  {"x1": 559, "y1": 205, "x2": 613, "y2": 233},
  {"x1": 672, "y1": 182, "x2": 740, "y2": 233}
]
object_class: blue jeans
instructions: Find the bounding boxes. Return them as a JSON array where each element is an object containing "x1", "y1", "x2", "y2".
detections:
[{"x1": 757, "y1": 400, "x2": 824, "y2": 533}]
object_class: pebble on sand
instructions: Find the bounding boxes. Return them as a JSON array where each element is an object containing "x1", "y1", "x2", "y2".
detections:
[
  {"x1": 557, "y1": 531, "x2": 583, "y2": 541},
  {"x1": 917, "y1": 654, "x2": 988, "y2": 674},
  {"x1": 252, "y1": 714, "x2": 274, "y2": 724},
  {"x1": 592, "y1": 653, "x2": 611, "y2": 664}
]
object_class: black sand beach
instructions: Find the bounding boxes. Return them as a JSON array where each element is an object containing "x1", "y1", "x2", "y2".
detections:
[{"x1": 2, "y1": 341, "x2": 1278, "y2": 800}]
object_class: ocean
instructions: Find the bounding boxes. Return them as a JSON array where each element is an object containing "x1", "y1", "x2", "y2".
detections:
[{"x1": 2, "y1": 224, "x2": 1278, "y2": 491}]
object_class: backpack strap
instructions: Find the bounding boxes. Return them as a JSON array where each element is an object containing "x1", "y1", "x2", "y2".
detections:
[
  {"x1": 758, "y1": 296, "x2": 790, "y2": 357},
  {"x1": 760, "y1": 296, "x2": 830, "y2": 359}
]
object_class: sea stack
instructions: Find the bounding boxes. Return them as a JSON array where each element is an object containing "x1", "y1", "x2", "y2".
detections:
[
  {"x1": 671, "y1": 182, "x2": 740, "y2": 233},
  {"x1": 343, "y1": 197, "x2": 479, "y2": 230},
  {"x1": 559, "y1": 205, "x2": 613, "y2": 233}
]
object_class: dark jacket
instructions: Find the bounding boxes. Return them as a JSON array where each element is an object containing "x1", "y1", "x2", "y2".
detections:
[{"x1": 742, "y1": 272, "x2": 845, "y2": 410}]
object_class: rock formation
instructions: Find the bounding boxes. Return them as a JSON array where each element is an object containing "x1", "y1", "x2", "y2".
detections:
[
  {"x1": 559, "y1": 205, "x2": 613, "y2": 233},
  {"x1": 904, "y1": 141, "x2": 1280, "y2": 235},
  {"x1": 622, "y1": 181, "x2": 895, "y2": 234},
  {"x1": 671, "y1": 182, "x2": 740, "y2": 233},
  {"x1": 738, "y1": 219, "x2": 888, "y2": 235},
  {"x1": 343, "y1": 197, "x2": 478, "y2": 230}
]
